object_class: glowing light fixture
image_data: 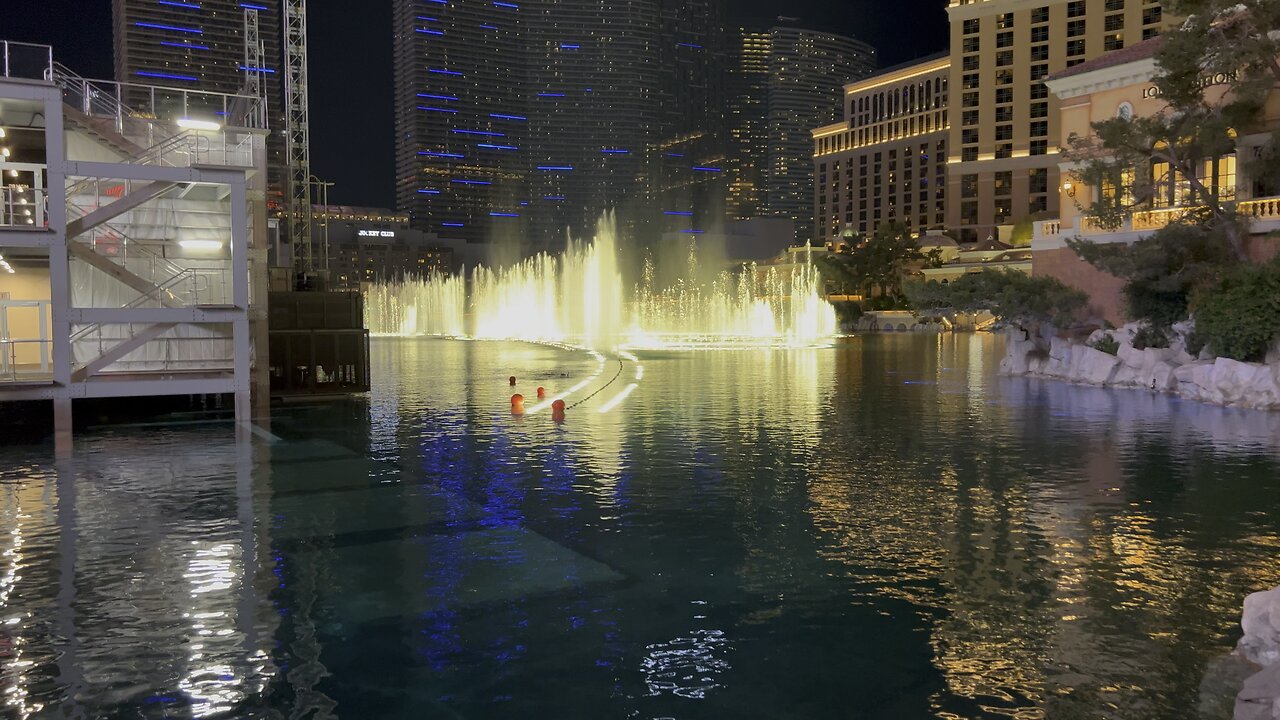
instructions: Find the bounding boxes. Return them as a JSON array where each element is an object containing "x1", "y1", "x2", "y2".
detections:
[
  {"x1": 177, "y1": 118, "x2": 221, "y2": 131},
  {"x1": 179, "y1": 239, "x2": 223, "y2": 251}
]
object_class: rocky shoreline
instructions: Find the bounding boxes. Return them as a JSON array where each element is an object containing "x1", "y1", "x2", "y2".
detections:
[{"x1": 999, "y1": 323, "x2": 1280, "y2": 411}]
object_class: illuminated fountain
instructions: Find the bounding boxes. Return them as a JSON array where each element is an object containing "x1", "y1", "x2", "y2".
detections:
[{"x1": 364, "y1": 214, "x2": 837, "y2": 349}]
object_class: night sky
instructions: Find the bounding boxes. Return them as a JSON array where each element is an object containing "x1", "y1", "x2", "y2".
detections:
[{"x1": 7, "y1": 0, "x2": 948, "y2": 208}]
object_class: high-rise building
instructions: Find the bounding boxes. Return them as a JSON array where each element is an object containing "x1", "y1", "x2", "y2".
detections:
[
  {"x1": 393, "y1": 0, "x2": 729, "y2": 253},
  {"x1": 392, "y1": 0, "x2": 530, "y2": 249},
  {"x1": 811, "y1": 54, "x2": 951, "y2": 247},
  {"x1": 728, "y1": 27, "x2": 876, "y2": 243},
  {"x1": 945, "y1": 0, "x2": 1164, "y2": 242},
  {"x1": 112, "y1": 0, "x2": 286, "y2": 194}
]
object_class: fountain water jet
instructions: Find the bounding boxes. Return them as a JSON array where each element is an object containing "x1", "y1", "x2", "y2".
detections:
[{"x1": 364, "y1": 214, "x2": 837, "y2": 349}]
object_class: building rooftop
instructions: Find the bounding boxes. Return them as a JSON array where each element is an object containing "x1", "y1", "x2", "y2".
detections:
[{"x1": 1049, "y1": 36, "x2": 1165, "y2": 82}]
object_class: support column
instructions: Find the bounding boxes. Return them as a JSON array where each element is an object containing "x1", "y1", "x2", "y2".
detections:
[
  {"x1": 231, "y1": 177, "x2": 252, "y2": 427},
  {"x1": 44, "y1": 86, "x2": 73, "y2": 456}
]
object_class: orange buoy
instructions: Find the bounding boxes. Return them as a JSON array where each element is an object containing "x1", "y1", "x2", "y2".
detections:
[
  {"x1": 551, "y1": 399, "x2": 566, "y2": 422},
  {"x1": 509, "y1": 376, "x2": 517, "y2": 386},
  {"x1": 511, "y1": 394, "x2": 525, "y2": 414},
  {"x1": 536, "y1": 386, "x2": 546, "y2": 399}
]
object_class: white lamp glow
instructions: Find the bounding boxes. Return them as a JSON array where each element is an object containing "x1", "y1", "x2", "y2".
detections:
[
  {"x1": 179, "y1": 239, "x2": 224, "y2": 251},
  {"x1": 177, "y1": 118, "x2": 221, "y2": 132}
]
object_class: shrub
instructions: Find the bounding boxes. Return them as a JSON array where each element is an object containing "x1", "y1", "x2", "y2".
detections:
[
  {"x1": 1090, "y1": 335, "x2": 1120, "y2": 355},
  {"x1": 1132, "y1": 324, "x2": 1170, "y2": 350},
  {"x1": 831, "y1": 300, "x2": 863, "y2": 327},
  {"x1": 905, "y1": 269, "x2": 1088, "y2": 330},
  {"x1": 1192, "y1": 260, "x2": 1280, "y2": 362},
  {"x1": 1068, "y1": 223, "x2": 1236, "y2": 331}
]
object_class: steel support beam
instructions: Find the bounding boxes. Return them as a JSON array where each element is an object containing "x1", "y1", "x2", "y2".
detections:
[{"x1": 70, "y1": 322, "x2": 176, "y2": 382}]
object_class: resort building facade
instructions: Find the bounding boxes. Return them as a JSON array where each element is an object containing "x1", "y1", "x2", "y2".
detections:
[
  {"x1": 945, "y1": 0, "x2": 1166, "y2": 242},
  {"x1": 811, "y1": 54, "x2": 951, "y2": 249},
  {"x1": 1032, "y1": 37, "x2": 1280, "y2": 324}
]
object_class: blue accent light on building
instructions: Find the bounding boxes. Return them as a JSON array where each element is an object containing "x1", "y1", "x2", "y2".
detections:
[
  {"x1": 419, "y1": 151, "x2": 465, "y2": 158},
  {"x1": 677, "y1": 42, "x2": 704, "y2": 49},
  {"x1": 429, "y1": 68, "x2": 463, "y2": 76},
  {"x1": 452, "y1": 179, "x2": 493, "y2": 185},
  {"x1": 136, "y1": 70, "x2": 199, "y2": 81},
  {"x1": 544, "y1": 196, "x2": 565, "y2": 201},
  {"x1": 682, "y1": 229, "x2": 706, "y2": 234},
  {"x1": 416, "y1": 28, "x2": 446, "y2": 36},
  {"x1": 416, "y1": 16, "x2": 438, "y2": 21},
  {"x1": 158, "y1": 1, "x2": 201, "y2": 8},
  {"x1": 490, "y1": 114, "x2": 526, "y2": 121},
  {"x1": 418, "y1": 189, "x2": 442, "y2": 194},
  {"x1": 493, "y1": 1, "x2": 518, "y2": 7},
  {"x1": 537, "y1": 93, "x2": 565, "y2": 97},
  {"x1": 667, "y1": 153, "x2": 685, "y2": 157},
  {"x1": 417, "y1": 93, "x2": 459, "y2": 101},
  {"x1": 160, "y1": 41, "x2": 210, "y2": 50},
  {"x1": 664, "y1": 211, "x2": 694, "y2": 216},
  {"x1": 478, "y1": 144, "x2": 519, "y2": 150},
  {"x1": 480, "y1": 24, "x2": 498, "y2": 30},
  {"x1": 442, "y1": 222, "x2": 465, "y2": 227},
  {"x1": 692, "y1": 166, "x2": 722, "y2": 172},
  {"x1": 490, "y1": 212, "x2": 519, "y2": 217},
  {"x1": 601, "y1": 149, "x2": 628, "y2": 154},
  {"x1": 135, "y1": 21, "x2": 203, "y2": 34},
  {"x1": 453, "y1": 130, "x2": 504, "y2": 136},
  {"x1": 417, "y1": 106, "x2": 458, "y2": 113},
  {"x1": 537, "y1": 166, "x2": 574, "y2": 171},
  {"x1": 239, "y1": 2, "x2": 269, "y2": 8},
  {"x1": 239, "y1": 65, "x2": 275, "y2": 73},
  {"x1": 560, "y1": 44, "x2": 580, "y2": 49}
]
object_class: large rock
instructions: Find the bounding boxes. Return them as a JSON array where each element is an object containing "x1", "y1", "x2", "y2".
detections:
[
  {"x1": 1239, "y1": 587, "x2": 1280, "y2": 668},
  {"x1": 1149, "y1": 361, "x2": 1180, "y2": 392},
  {"x1": 1235, "y1": 664, "x2": 1280, "y2": 720},
  {"x1": 1076, "y1": 346, "x2": 1122, "y2": 385}
]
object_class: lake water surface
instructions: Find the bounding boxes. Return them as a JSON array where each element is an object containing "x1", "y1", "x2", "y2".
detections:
[{"x1": 2, "y1": 334, "x2": 1279, "y2": 719}]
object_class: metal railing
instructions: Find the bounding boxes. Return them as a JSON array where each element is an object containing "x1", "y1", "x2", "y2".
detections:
[
  {"x1": 51, "y1": 62, "x2": 267, "y2": 132},
  {"x1": 0, "y1": 299, "x2": 51, "y2": 383},
  {"x1": 0, "y1": 185, "x2": 46, "y2": 229},
  {"x1": 0, "y1": 40, "x2": 53, "y2": 82}
]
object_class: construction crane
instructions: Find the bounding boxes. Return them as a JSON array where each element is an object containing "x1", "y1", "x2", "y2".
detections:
[{"x1": 283, "y1": 0, "x2": 314, "y2": 287}]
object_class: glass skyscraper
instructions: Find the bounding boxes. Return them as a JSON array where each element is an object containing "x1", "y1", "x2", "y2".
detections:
[
  {"x1": 729, "y1": 27, "x2": 876, "y2": 242},
  {"x1": 393, "y1": 0, "x2": 729, "y2": 252}
]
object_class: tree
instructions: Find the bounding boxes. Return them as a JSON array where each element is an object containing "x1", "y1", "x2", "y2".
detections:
[
  {"x1": 1065, "y1": 1, "x2": 1280, "y2": 261},
  {"x1": 905, "y1": 270, "x2": 1088, "y2": 341},
  {"x1": 843, "y1": 222, "x2": 924, "y2": 300},
  {"x1": 1067, "y1": 222, "x2": 1235, "y2": 333}
]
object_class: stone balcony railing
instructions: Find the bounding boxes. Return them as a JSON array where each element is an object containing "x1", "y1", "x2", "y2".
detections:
[{"x1": 1034, "y1": 196, "x2": 1280, "y2": 247}]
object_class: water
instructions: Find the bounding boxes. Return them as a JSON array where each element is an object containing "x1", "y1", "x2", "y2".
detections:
[
  {"x1": 3, "y1": 334, "x2": 1280, "y2": 719},
  {"x1": 363, "y1": 215, "x2": 838, "y2": 348}
]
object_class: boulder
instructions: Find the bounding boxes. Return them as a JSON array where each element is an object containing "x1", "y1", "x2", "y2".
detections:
[
  {"x1": 1149, "y1": 361, "x2": 1180, "y2": 392},
  {"x1": 1267, "y1": 338, "x2": 1280, "y2": 367},
  {"x1": 1112, "y1": 365, "x2": 1142, "y2": 387},
  {"x1": 1234, "y1": 663, "x2": 1280, "y2": 720},
  {"x1": 1239, "y1": 587, "x2": 1280, "y2": 668},
  {"x1": 1076, "y1": 346, "x2": 1122, "y2": 385},
  {"x1": 1175, "y1": 361, "x2": 1218, "y2": 401}
]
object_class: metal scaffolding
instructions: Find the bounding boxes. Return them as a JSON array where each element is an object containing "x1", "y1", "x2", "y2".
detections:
[{"x1": 284, "y1": 0, "x2": 313, "y2": 282}]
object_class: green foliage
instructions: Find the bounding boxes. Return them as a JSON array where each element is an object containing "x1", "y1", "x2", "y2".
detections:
[
  {"x1": 843, "y1": 222, "x2": 924, "y2": 301},
  {"x1": 1009, "y1": 216, "x2": 1036, "y2": 247},
  {"x1": 1132, "y1": 324, "x2": 1171, "y2": 350},
  {"x1": 1090, "y1": 335, "x2": 1121, "y2": 355},
  {"x1": 1192, "y1": 259, "x2": 1280, "y2": 362},
  {"x1": 904, "y1": 269, "x2": 1088, "y2": 330},
  {"x1": 1067, "y1": 223, "x2": 1237, "y2": 329},
  {"x1": 816, "y1": 255, "x2": 861, "y2": 296},
  {"x1": 830, "y1": 300, "x2": 863, "y2": 328}
]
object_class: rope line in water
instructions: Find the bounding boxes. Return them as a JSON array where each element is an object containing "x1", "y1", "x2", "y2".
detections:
[{"x1": 567, "y1": 359, "x2": 624, "y2": 410}]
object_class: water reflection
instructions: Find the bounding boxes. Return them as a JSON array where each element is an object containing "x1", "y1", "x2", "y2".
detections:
[{"x1": 1, "y1": 334, "x2": 1279, "y2": 719}]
